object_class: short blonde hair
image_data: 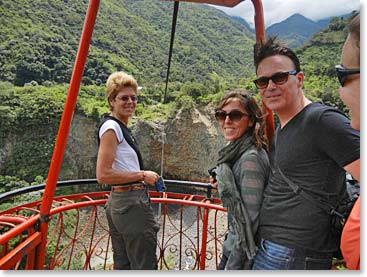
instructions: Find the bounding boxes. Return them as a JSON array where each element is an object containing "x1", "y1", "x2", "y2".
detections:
[{"x1": 106, "y1": 71, "x2": 138, "y2": 110}]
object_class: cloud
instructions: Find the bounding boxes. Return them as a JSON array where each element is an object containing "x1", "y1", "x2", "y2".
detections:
[{"x1": 212, "y1": 0, "x2": 360, "y2": 28}]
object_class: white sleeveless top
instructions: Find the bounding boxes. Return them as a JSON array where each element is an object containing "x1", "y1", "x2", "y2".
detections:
[{"x1": 99, "y1": 120, "x2": 140, "y2": 171}]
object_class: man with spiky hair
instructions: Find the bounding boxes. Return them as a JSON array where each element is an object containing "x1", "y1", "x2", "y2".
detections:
[{"x1": 251, "y1": 37, "x2": 360, "y2": 270}]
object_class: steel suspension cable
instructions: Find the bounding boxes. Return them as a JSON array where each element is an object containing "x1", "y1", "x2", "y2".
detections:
[{"x1": 163, "y1": 1, "x2": 179, "y2": 103}]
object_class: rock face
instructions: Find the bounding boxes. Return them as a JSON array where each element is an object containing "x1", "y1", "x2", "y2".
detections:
[
  {"x1": 0, "y1": 111, "x2": 99, "y2": 183},
  {"x1": 1, "y1": 105, "x2": 227, "y2": 183},
  {"x1": 133, "y1": 104, "x2": 226, "y2": 182},
  {"x1": 60, "y1": 112, "x2": 100, "y2": 181}
]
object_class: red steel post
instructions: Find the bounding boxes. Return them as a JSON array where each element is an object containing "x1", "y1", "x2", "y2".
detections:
[
  {"x1": 251, "y1": 0, "x2": 275, "y2": 145},
  {"x1": 35, "y1": 0, "x2": 100, "y2": 269},
  {"x1": 199, "y1": 206, "x2": 210, "y2": 269}
]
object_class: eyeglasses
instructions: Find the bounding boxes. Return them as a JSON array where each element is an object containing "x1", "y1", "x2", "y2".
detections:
[
  {"x1": 253, "y1": 70, "x2": 298, "y2": 89},
  {"x1": 215, "y1": 110, "x2": 248, "y2": 122},
  {"x1": 335, "y1": 65, "x2": 360, "y2": 87},
  {"x1": 116, "y1": 95, "x2": 137, "y2": 102}
]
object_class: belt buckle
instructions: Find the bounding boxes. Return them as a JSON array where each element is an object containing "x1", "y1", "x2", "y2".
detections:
[
  {"x1": 123, "y1": 185, "x2": 134, "y2": 192},
  {"x1": 132, "y1": 184, "x2": 144, "y2": 191},
  {"x1": 112, "y1": 183, "x2": 144, "y2": 192}
]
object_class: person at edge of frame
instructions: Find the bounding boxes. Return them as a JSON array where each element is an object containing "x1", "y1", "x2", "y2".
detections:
[{"x1": 337, "y1": 12, "x2": 361, "y2": 270}]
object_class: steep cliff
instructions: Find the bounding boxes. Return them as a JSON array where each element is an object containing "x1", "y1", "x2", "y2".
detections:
[
  {"x1": 60, "y1": 112, "x2": 100, "y2": 181},
  {"x1": 134, "y1": 104, "x2": 226, "y2": 182}
]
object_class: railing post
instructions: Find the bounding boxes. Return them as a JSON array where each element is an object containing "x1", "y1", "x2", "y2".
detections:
[
  {"x1": 199, "y1": 204, "x2": 210, "y2": 270},
  {"x1": 35, "y1": 0, "x2": 100, "y2": 269},
  {"x1": 251, "y1": 0, "x2": 274, "y2": 146}
]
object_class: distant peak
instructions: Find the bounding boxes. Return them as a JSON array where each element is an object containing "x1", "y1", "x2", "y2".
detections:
[
  {"x1": 290, "y1": 13, "x2": 307, "y2": 18},
  {"x1": 287, "y1": 13, "x2": 313, "y2": 22}
]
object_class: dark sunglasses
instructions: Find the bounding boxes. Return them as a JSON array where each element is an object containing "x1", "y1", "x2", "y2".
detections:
[
  {"x1": 116, "y1": 95, "x2": 137, "y2": 102},
  {"x1": 335, "y1": 65, "x2": 360, "y2": 87},
  {"x1": 253, "y1": 70, "x2": 298, "y2": 89},
  {"x1": 215, "y1": 110, "x2": 248, "y2": 122}
]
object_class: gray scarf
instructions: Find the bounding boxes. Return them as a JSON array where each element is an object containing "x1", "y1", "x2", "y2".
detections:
[{"x1": 216, "y1": 132, "x2": 257, "y2": 261}]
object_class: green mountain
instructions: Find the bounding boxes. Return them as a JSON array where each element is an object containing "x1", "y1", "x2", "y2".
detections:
[
  {"x1": 266, "y1": 13, "x2": 354, "y2": 48},
  {"x1": 266, "y1": 13, "x2": 322, "y2": 48},
  {"x1": 0, "y1": 0, "x2": 255, "y2": 87},
  {"x1": 297, "y1": 15, "x2": 352, "y2": 111}
]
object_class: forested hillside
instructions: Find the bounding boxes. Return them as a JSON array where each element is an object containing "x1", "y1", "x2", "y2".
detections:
[
  {"x1": 297, "y1": 16, "x2": 352, "y2": 111},
  {"x1": 0, "y1": 0, "x2": 255, "y2": 87}
]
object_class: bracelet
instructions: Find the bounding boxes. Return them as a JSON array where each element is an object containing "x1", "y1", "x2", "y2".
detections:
[{"x1": 142, "y1": 171, "x2": 146, "y2": 182}]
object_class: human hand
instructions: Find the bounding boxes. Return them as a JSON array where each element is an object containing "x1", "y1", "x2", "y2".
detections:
[
  {"x1": 143, "y1": 170, "x2": 160, "y2": 185},
  {"x1": 209, "y1": 176, "x2": 218, "y2": 189}
]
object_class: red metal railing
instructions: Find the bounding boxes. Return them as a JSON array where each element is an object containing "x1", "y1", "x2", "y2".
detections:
[{"x1": 0, "y1": 181, "x2": 227, "y2": 270}]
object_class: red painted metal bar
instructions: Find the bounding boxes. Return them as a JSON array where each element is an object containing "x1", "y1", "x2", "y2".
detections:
[
  {"x1": 0, "y1": 215, "x2": 28, "y2": 225},
  {"x1": 0, "y1": 219, "x2": 36, "y2": 269},
  {"x1": 251, "y1": 0, "x2": 275, "y2": 145},
  {"x1": 0, "y1": 232, "x2": 41, "y2": 270},
  {"x1": 199, "y1": 205, "x2": 210, "y2": 269},
  {"x1": 0, "y1": 216, "x2": 39, "y2": 244},
  {"x1": 36, "y1": 0, "x2": 101, "y2": 269},
  {"x1": 252, "y1": 0, "x2": 266, "y2": 41}
]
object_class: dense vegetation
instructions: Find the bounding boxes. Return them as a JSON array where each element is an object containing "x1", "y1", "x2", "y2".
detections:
[
  {"x1": 0, "y1": 0, "x2": 356, "y2": 203},
  {"x1": 0, "y1": 0, "x2": 255, "y2": 87},
  {"x1": 298, "y1": 16, "x2": 352, "y2": 112}
]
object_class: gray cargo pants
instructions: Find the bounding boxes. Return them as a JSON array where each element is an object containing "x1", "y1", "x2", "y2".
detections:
[{"x1": 105, "y1": 188, "x2": 160, "y2": 269}]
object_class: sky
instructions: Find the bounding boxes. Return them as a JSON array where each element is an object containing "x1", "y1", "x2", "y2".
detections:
[{"x1": 212, "y1": 0, "x2": 361, "y2": 28}]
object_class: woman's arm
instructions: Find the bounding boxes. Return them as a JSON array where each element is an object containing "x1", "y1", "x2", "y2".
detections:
[
  {"x1": 237, "y1": 150, "x2": 269, "y2": 231},
  {"x1": 96, "y1": 129, "x2": 158, "y2": 185}
]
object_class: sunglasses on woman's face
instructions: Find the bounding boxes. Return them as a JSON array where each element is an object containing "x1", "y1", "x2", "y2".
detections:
[
  {"x1": 116, "y1": 95, "x2": 138, "y2": 102},
  {"x1": 215, "y1": 110, "x2": 248, "y2": 123},
  {"x1": 335, "y1": 65, "x2": 360, "y2": 87},
  {"x1": 253, "y1": 70, "x2": 298, "y2": 89}
]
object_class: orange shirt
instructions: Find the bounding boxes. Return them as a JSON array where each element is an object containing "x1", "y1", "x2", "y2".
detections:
[{"x1": 340, "y1": 196, "x2": 360, "y2": 270}]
